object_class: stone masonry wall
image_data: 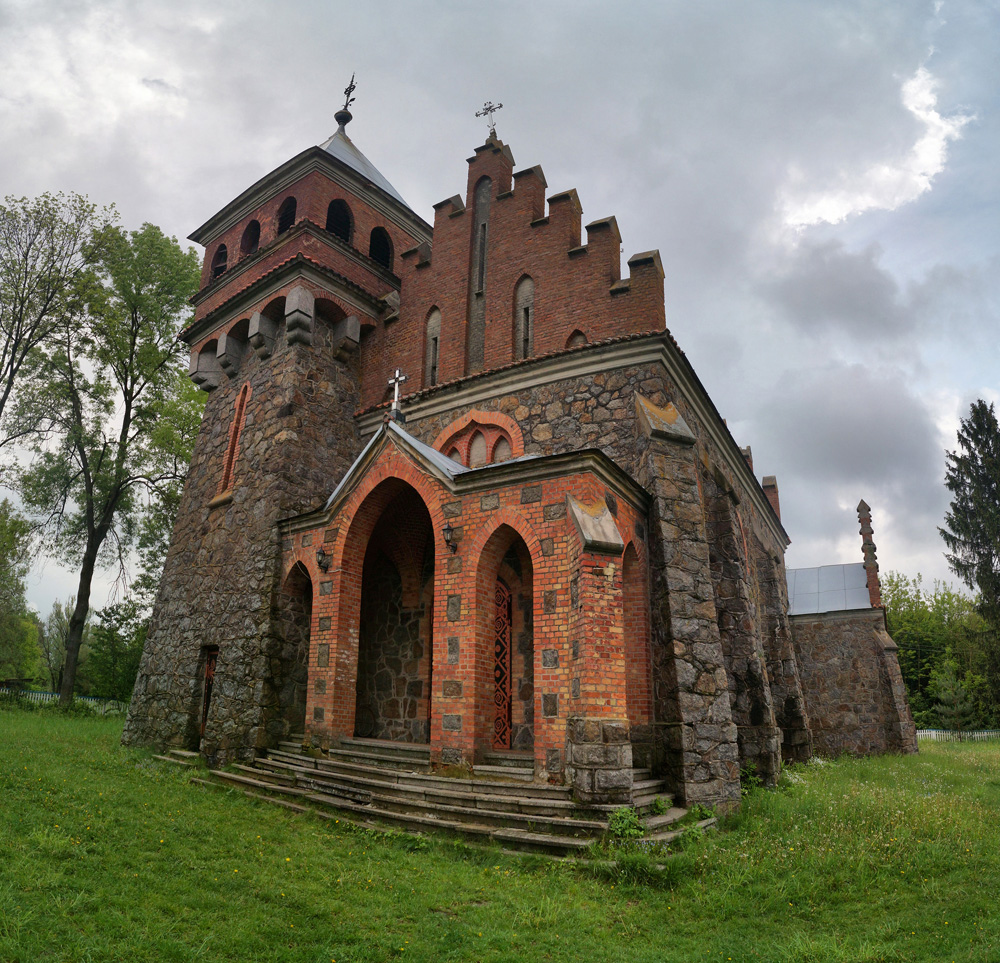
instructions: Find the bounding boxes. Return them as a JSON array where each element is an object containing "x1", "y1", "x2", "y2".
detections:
[
  {"x1": 123, "y1": 313, "x2": 363, "y2": 764},
  {"x1": 791, "y1": 609, "x2": 917, "y2": 757}
]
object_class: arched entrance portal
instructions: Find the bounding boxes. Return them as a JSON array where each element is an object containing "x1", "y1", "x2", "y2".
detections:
[
  {"x1": 477, "y1": 527, "x2": 534, "y2": 755},
  {"x1": 353, "y1": 486, "x2": 434, "y2": 743}
]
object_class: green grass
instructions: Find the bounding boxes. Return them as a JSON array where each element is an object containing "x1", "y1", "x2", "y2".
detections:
[{"x1": 1, "y1": 709, "x2": 998, "y2": 963}]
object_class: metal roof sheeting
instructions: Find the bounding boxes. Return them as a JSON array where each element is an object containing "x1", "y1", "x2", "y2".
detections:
[
  {"x1": 319, "y1": 128, "x2": 410, "y2": 208},
  {"x1": 786, "y1": 563, "x2": 871, "y2": 615}
]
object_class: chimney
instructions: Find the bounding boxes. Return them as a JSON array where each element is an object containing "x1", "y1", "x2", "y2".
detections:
[
  {"x1": 762, "y1": 475, "x2": 780, "y2": 520},
  {"x1": 857, "y1": 499, "x2": 881, "y2": 608}
]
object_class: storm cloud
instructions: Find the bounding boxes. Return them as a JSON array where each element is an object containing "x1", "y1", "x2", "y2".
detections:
[{"x1": 0, "y1": 0, "x2": 995, "y2": 613}]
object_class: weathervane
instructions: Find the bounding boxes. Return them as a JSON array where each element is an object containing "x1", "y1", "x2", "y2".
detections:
[
  {"x1": 335, "y1": 73, "x2": 357, "y2": 128},
  {"x1": 475, "y1": 100, "x2": 503, "y2": 136},
  {"x1": 342, "y1": 73, "x2": 357, "y2": 112}
]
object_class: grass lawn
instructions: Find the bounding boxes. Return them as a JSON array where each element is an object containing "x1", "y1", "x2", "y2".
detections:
[{"x1": 1, "y1": 708, "x2": 997, "y2": 962}]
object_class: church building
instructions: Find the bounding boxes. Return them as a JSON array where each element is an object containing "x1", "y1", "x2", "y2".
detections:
[{"x1": 123, "y1": 96, "x2": 915, "y2": 812}]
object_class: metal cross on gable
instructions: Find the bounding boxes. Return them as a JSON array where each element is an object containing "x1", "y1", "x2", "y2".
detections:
[
  {"x1": 388, "y1": 367, "x2": 408, "y2": 411},
  {"x1": 475, "y1": 100, "x2": 503, "y2": 135}
]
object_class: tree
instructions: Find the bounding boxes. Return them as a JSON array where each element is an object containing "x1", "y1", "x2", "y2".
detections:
[
  {"x1": 16, "y1": 223, "x2": 199, "y2": 704},
  {"x1": 934, "y1": 661, "x2": 975, "y2": 738},
  {"x1": 0, "y1": 499, "x2": 34, "y2": 682},
  {"x1": 0, "y1": 193, "x2": 114, "y2": 448},
  {"x1": 941, "y1": 400, "x2": 1000, "y2": 626},
  {"x1": 88, "y1": 601, "x2": 146, "y2": 702}
]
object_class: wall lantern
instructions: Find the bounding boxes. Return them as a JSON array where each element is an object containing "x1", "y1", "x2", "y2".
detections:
[
  {"x1": 442, "y1": 521, "x2": 457, "y2": 553},
  {"x1": 316, "y1": 546, "x2": 332, "y2": 572}
]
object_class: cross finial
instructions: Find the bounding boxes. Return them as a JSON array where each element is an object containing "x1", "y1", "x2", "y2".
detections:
[
  {"x1": 388, "y1": 368, "x2": 408, "y2": 412},
  {"x1": 475, "y1": 100, "x2": 504, "y2": 136}
]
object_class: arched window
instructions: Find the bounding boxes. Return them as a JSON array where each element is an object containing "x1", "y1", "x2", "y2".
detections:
[
  {"x1": 566, "y1": 329, "x2": 587, "y2": 348},
  {"x1": 369, "y1": 227, "x2": 392, "y2": 270},
  {"x1": 240, "y1": 220, "x2": 260, "y2": 257},
  {"x1": 219, "y1": 383, "x2": 251, "y2": 494},
  {"x1": 326, "y1": 200, "x2": 353, "y2": 242},
  {"x1": 210, "y1": 244, "x2": 228, "y2": 279},
  {"x1": 514, "y1": 276, "x2": 535, "y2": 360},
  {"x1": 424, "y1": 308, "x2": 442, "y2": 386},
  {"x1": 469, "y1": 431, "x2": 488, "y2": 468},
  {"x1": 276, "y1": 197, "x2": 297, "y2": 235}
]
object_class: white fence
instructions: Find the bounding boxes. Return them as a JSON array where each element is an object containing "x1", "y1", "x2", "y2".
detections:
[
  {"x1": 0, "y1": 687, "x2": 127, "y2": 714},
  {"x1": 917, "y1": 728, "x2": 1000, "y2": 743}
]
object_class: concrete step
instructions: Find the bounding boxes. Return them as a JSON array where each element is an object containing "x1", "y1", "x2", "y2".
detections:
[
  {"x1": 643, "y1": 807, "x2": 688, "y2": 831},
  {"x1": 260, "y1": 756, "x2": 590, "y2": 818},
  {"x1": 153, "y1": 753, "x2": 196, "y2": 767},
  {"x1": 472, "y1": 764, "x2": 534, "y2": 782},
  {"x1": 199, "y1": 768, "x2": 596, "y2": 857},
  {"x1": 641, "y1": 816, "x2": 717, "y2": 844},
  {"x1": 322, "y1": 747, "x2": 432, "y2": 773},
  {"x1": 338, "y1": 737, "x2": 432, "y2": 760},
  {"x1": 269, "y1": 748, "x2": 573, "y2": 801},
  {"x1": 480, "y1": 751, "x2": 534, "y2": 769}
]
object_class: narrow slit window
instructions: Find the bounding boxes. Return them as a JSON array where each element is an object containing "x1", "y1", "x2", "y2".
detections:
[{"x1": 219, "y1": 383, "x2": 250, "y2": 493}]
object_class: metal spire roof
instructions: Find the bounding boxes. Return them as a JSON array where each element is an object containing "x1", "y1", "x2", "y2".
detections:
[{"x1": 318, "y1": 124, "x2": 410, "y2": 209}]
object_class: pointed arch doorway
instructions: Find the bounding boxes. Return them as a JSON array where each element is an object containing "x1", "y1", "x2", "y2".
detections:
[
  {"x1": 478, "y1": 527, "x2": 534, "y2": 756},
  {"x1": 352, "y1": 483, "x2": 435, "y2": 743}
]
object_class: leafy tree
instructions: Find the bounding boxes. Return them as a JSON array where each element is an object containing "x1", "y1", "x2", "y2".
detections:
[
  {"x1": 883, "y1": 571, "x2": 1000, "y2": 728},
  {"x1": 0, "y1": 193, "x2": 114, "y2": 448},
  {"x1": 0, "y1": 499, "x2": 34, "y2": 682},
  {"x1": 16, "y1": 223, "x2": 199, "y2": 704},
  {"x1": 941, "y1": 400, "x2": 1000, "y2": 626},
  {"x1": 88, "y1": 601, "x2": 146, "y2": 702},
  {"x1": 132, "y1": 369, "x2": 205, "y2": 609}
]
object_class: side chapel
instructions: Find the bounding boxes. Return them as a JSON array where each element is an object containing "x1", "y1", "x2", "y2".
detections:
[{"x1": 123, "y1": 99, "x2": 916, "y2": 810}]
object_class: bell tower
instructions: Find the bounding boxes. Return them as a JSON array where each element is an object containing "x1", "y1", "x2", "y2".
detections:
[{"x1": 123, "y1": 90, "x2": 432, "y2": 764}]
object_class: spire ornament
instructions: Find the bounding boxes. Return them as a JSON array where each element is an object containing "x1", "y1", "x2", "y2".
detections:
[
  {"x1": 335, "y1": 73, "x2": 357, "y2": 129},
  {"x1": 475, "y1": 100, "x2": 504, "y2": 137}
]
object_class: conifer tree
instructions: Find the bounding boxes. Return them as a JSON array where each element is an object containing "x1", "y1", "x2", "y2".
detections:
[{"x1": 941, "y1": 400, "x2": 1000, "y2": 626}]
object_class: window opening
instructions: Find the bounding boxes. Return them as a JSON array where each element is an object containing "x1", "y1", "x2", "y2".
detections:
[
  {"x1": 240, "y1": 221, "x2": 260, "y2": 257},
  {"x1": 326, "y1": 200, "x2": 352, "y2": 242},
  {"x1": 211, "y1": 245, "x2": 227, "y2": 279},
  {"x1": 220, "y1": 384, "x2": 250, "y2": 493},
  {"x1": 369, "y1": 227, "x2": 392, "y2": 270},
  {"x1": 277, "y1": 197, "x2": 297, "y2": 235}
]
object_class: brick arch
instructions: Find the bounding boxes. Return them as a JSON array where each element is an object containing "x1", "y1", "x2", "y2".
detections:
[
  {"x1": 431, "y1": 409, "x2": 525, "y2": 462},
  {"x1": 321, "y1": 458, "x2": 448, "y2": 738}
]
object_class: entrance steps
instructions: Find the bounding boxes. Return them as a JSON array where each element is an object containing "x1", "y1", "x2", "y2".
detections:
[{"x1": 183, "y1": 737, "x2": 693, "y2": 856}]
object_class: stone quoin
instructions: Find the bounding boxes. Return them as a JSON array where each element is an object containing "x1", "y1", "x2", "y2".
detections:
[{"x1": 122, "y1": 104, "x2": 916, "y2": 810}]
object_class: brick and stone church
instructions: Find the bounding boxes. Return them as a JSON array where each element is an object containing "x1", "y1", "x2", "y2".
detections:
[{"x1": 122, "y1": 101, "x2": 916, "y2": 811}]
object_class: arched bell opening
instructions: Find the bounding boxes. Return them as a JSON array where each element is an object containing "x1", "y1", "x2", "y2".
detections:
[
  {"x1": 352, "y1": 483, "x2": 434, "y2": 743},
  {"x1": 474, "y1": 525, "x2": 534, "y2": 758}
]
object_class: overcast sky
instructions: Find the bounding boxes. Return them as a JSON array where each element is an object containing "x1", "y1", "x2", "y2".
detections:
[{"x1": 1, "y1": 0, "x2": 996, "y2": 616}]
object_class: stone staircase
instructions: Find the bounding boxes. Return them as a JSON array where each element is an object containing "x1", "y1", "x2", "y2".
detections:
[{"x1": 159, "y1": 737, "x2": 712, "y2": 856}]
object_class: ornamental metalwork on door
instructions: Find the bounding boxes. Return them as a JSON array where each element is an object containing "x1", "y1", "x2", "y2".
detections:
[{"x1": 493, "y1": 578, "x2": 513, "y2": 749}]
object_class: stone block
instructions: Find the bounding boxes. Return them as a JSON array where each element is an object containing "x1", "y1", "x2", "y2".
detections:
[
  {"x1": 443, "y1": 680, "x2": 463, "y2": 698},
  {"x1": 446, "y1": 637, "x2": 459, "y2": 664},
  {"x1": 318, "y1": 617, "x2": 331, "y2": 631},
  {"x1": 541, "y1": 649, "x2": 559, "y2": 668},
  {"x1": 542, "y1": 693, "x2": 558, "y2": 717},
  {"x1": 442, "y1": 714, "x2": 462, "y2": 732},
  {"x1": 480, "y1": 493, "x2": 500, "y2": 511},
  {"x1": 520, "y1": 485, "x2": 542, "y2": 504},
  {"x1": 316, "y1": 644, "x2": 329, "y2": 668}
]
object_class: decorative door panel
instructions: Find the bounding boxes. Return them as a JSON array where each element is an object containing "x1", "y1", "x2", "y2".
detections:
[{"x1": 493, "y1": 579, "x2": 513, "y2": 750}]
